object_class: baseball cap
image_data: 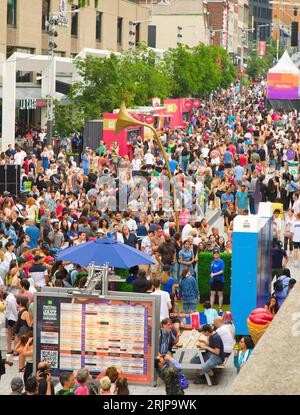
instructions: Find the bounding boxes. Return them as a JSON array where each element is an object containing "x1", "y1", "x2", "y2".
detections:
[
  {"x1": 213, "y1": 248, "x2": 220, "y2": 254},
  {"x1": 25, "y1": 254, "x2": 34, "y2": 261},
  {"x1": 96, "y1": 229, "x2": 105, "y2": 234},
  {"x1": 17, "y1": 258, "x2": 27, "y2": 265},
  {"x1": 100, "y1": 376, "x2": 111, "y2": 391},
  {"x1": 33, "y1": 255, "x2": 43, "y2": 261},
  {"x1": 43, "y1": 256, "x2": 54, "y2": 263}
]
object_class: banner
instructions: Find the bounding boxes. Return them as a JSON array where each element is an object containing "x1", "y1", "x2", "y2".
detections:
[
  {"x1": 35, "y1": 293, "x2": 159, "y2": 385},
  {"x1": 267, "y1": 73, "x2": 300, "y2": 99},
  {"x1": 258, "y1": 41, "x2": 266, "y2": 57}
]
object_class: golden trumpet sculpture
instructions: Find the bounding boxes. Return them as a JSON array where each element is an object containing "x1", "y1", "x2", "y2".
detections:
[{"x1": 115, "y1": 102, "x2": 179, "y2": 231}]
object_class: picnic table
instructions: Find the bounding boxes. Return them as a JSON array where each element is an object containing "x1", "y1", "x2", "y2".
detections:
[{"x1": 172, "y1": 329, "x2": 213, "y2": 386}]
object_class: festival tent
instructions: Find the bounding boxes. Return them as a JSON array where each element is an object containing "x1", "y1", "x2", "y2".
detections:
[{"x1": 267, "y1": 51, "x2": 300, "y2": 100}]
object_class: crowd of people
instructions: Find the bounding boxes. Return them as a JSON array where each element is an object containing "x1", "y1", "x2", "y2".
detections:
[{"x1": 0, "y1": 78, "x2": 299, "y2": 394}]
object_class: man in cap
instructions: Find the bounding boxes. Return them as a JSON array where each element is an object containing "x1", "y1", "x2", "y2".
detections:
[{"x1": 210, "y1": 249, "x2": 225, "y2": 313}]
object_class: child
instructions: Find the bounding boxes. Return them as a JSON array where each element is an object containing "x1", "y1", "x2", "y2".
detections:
[{"x1": 100, "y1": 376, "x2": 112, "y2": 395}]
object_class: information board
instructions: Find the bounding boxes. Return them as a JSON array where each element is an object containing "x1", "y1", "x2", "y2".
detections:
[{"x1": 34, "y1": 293, "x2": 159, "y2": 385}]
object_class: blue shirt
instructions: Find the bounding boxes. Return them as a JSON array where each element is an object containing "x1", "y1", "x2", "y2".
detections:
[
  {"x1": 25, "y1": 226, "x2": 40, "y2": 249},
  {"x1": 210, "y1": 259, "x2": 225, "y2": 283},
  {"x1": 169, "y1": 159, "x2": 178, "y2": 174},
  {"x1": 204, "y1": 308, "x2": 218, "y2": 324},
  {"x1": 234, "y1": 166, "x2": 244, "y2": 181},
  {"x1": 178, "y1": 275, "x2": 199, "y2": 302},
  {"x1": 224, "y1": 151, "x2": 233, "y2": 164},
  {"x1": 221, "y1": 193, "x2": 234, "y2": 211},
  {"x1": 236, "y1": 190, "x2": 248, "y2": 209},
  {"x1": 163, "y1": 278, "x2": 175, "y2": 294}
]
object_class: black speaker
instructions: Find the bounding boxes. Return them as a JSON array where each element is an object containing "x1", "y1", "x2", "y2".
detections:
[
  {"x1": 0, "y1": 165, "x2": 21, "y2": 196},
  {"x1": 291, "y1": 21, "x2": 298, "y2": 47}
]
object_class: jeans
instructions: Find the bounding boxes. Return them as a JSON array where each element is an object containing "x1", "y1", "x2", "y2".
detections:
[
  {"x1": 181, "y1": 156, "x2": 188, "y2": 173},
  {"x1": 171, "y1": 263, "x2": 179, "y2": 283},
  {"x1": 191, "y1": 352, "x2": 223, "y2": 373},
  {"x1": 249, "y1": 195, "x2": 255, "y2": 214},
  {"x1": 202, "y1": 353, "x2": 224, "y2": 372},
  {"x1": 182, "y1": 301, "x2": 197, "y2": 313},
  {"x1": 284, "y1": 236, "x2": 293, "y2": 252}
]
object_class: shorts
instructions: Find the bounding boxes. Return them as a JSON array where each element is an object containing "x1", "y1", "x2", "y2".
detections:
[
  {"x1": 293, "y1": 242, "x2": 300, "y2": 249},
  {"x1": 5, "y1": 319, "x2": 16, "y2": 328},
  {"x1": 224, "y1": 163, "x2": 232, "y2": 169},
  {"x1": 210, "y1": 281, "x2": 224, "y2": 292}
]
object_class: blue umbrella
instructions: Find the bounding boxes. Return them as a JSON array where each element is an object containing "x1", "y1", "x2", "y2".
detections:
[{"x1": 56, "y1": 238, "x2": 154, "y2": 268}]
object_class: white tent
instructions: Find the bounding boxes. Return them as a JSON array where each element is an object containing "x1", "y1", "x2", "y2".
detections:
[{"x1": 269, "y1": 51, "x2": 300, "y2": 75}]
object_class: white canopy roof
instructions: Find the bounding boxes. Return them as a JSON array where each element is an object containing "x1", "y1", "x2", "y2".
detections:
[{"x1": 269, "y1": 51, "x2": 300, "y2": 74}]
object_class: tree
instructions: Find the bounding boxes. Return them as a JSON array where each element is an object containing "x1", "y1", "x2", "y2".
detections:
[
  {"x1": 246, "y1": 41, "x2": 285, "y2": 80},
  {"x1": 68, "y1": 0, "x2": 98, "y2": 7}
]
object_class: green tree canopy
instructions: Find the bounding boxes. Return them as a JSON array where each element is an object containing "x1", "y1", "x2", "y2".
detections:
[{"x1": 54, "y1": 44, "x2": 237, "y2": 134}]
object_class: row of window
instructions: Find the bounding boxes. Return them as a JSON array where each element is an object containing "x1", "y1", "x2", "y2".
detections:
[
  {"x1": 7, "y1": 1, "x2": 140, "y2": 45},
  {"x1": 252, "y1": 6, "x2": 272, "y2": 20}
]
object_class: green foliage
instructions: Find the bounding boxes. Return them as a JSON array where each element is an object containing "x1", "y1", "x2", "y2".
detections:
[
  {"x1": 164, "y1": 44, "x2": 236, "y2": 98},
  {"x1": 246, "y1": 41, "x2": 285, "y2": 80},
  {"x1": 53, "y1": 100, "x2": 85, "y2": 136},
  {"x1": 55, "y1": 44, "x2": 237, "y2": 131},
  {"x1": 68, "y1": 0, "x2": 98, "y2": 7},
  {"x1": 198, "y1": 252, "x2": 232, "y2": 302}
]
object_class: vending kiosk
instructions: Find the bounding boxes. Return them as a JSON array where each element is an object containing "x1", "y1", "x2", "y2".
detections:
[{"x1": 163, "y1": 98, "x2": 200, "y2": 129}]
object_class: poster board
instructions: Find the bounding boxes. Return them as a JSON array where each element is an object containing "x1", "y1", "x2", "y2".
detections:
[
  {"x1": 267, "y1": 73, "x2": 300, "y2": 100},
  {"x1": 34, "y1": 292, "x2": 160, "y2": 386}
]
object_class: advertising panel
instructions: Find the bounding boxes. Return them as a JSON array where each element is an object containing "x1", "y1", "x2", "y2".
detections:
[
  {"x1": 35, "y1": 294, "x2": 159, "y2": 385},
  {"x1": 267, "y1": 73, "x2": 300, "y2": 99}
]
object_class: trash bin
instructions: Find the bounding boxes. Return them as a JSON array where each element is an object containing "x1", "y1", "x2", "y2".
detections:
[{"x1": 288, "y1": 161, "x2": 299, "y2": 178}]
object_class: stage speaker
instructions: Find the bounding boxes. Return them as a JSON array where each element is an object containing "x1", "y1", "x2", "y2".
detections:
[
  {"x1": 0, "y1": 165, "x2": 21, "y2": 196},
  {"x1": 291, "y1": 22, "x2": 298, "y2": 47}
]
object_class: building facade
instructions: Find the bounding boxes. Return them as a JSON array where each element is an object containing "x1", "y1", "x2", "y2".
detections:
[
  {"x1": 140, "y1": 0, "x2": 209, "y2": 49},
  {"x1": 206, "y1": 0, "x2": 249, "y2": 65},
  {"x1": 1, "y1": 0, "x2": 150, "y2": 63},
  {"x1": 271, "y1": 0, "x2": 300, "y2": 48},
  {"x1": 249, "y1": 0, "x2": 272, "y2": 41},
  {"x1": 0, "y1": 0, "x2": 150, "y2": 137}
]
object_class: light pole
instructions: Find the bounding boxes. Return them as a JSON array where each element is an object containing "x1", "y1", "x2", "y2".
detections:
[
  {"x1": 115, "y1": 102, "x2": 179, "y2": 231},
  {"x1": 45, "y1": 9, "x2": 80, "y2": 145}
]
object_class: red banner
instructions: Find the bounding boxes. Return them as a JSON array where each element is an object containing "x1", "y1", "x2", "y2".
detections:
[
  {"x1": 144, "y1": 114, "x2": 155, "y2": 124},
  {"x1": 258, "y1": 41, "x2": 266, "y2": 57}
]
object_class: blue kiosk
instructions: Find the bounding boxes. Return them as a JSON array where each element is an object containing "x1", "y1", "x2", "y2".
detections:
[{"x1": 231, "y1": 203, "x2": 273, "y2": 335}]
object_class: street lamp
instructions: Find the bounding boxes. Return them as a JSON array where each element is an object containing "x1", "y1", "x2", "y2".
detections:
[
  {"x1": 45, "y1": 8, "x2": 80, "y2": 145},
  {"x1": 115, "y1": 102, "x2": 179, "y2": 232}
]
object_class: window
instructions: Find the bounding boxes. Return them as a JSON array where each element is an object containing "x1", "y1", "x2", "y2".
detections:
[
  {"x1": 148, "y1": 25, "x2": 156, "y2": 48},
  {"x1": 7, "y1": 0, "x2": 17, "y2": 26},
  {"x1": 117, "y1": 17, "x2": 123, "y2": 45},
  {"x1": 42, "y1": 0, "x2": 51, "y2": 30},
  {"x1": 135, "y1": 23, "x2": 140, "y2": 46},
  {"x1": 96, "y1": 11, "x2": 102, "y2": 42},
  {"x1": 71, "y1": 5, "x2": 79, "y2": 37}
]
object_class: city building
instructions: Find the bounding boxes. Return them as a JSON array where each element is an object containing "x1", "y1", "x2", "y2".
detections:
[
  {"x1": 206, "y1": 0, "x2": 250, "y2": 66},
  {"x1": 249, "y1": 0, "x2": 272, "y2": 41},
  {"x1": 271, "y1": 0, "x2": 300, "y2": 48},
  {"x1": 140, "y1": 0, "x2": 209, "y2": 49}
]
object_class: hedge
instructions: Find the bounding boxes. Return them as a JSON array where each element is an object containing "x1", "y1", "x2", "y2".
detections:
[{"x1": 198, "y1": 252, "x2": 232, "y2": 303}]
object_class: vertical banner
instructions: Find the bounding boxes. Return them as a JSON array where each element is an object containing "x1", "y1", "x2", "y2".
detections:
[{"x1": 258, "y1": 41, "x2": 266, "y2": 57}]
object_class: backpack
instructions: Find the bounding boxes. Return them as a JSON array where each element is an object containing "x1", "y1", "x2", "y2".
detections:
[
  {"x1": 273, "y1": 276, "x2": 288, "y2": 292},
  {"x1": 177, "y1": 372, "x2": 189, "y2": 389}
]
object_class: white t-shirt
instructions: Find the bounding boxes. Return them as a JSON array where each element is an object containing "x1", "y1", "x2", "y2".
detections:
[
  {"x1": 150, "y1": 290, "x2": 171, "y2": 322},
  {"x1": 131, "y1": 159, "x2": 142, "y2": 171},
  {"x1": 293, "y1": 199, "x2": 300, "y2": 216},
  {"x1": 144, "y1": 153, "x2": 155, "y2": 165},
  {"x1": 291, "y1": 221, "x2": 300, "y2": 242},
  {"x1": 216, "y1": 325, "x2": 234, "y2": 354},
  {"x1": 182, "y1": 224, "x2": 193, "y2": 242}
]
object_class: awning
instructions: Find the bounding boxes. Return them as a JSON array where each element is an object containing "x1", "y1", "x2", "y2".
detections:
[{"x1": 0, "y1": 85, "x2": 43, "y2": 100}]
